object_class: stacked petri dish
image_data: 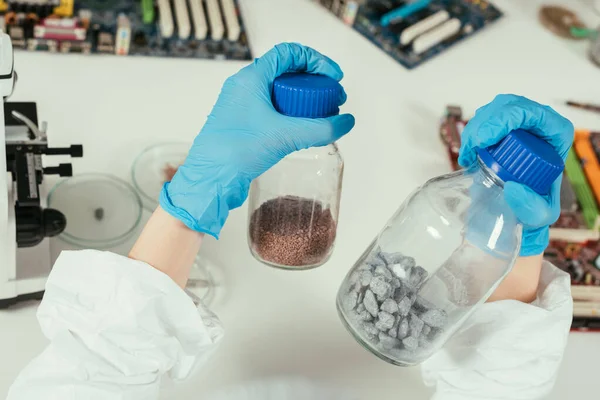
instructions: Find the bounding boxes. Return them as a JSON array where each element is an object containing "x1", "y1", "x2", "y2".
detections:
[{"x1": 48, "y1": 174, "x2": 143, "y2": 249}]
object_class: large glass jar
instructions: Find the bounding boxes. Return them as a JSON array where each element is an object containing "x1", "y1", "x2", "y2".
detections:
[
  {"x1": 337, "y1": 130, "x2": 564, "y2": 366},
  {"x1": 248, "y1": 73, "x2": 345, "y2": 270}
]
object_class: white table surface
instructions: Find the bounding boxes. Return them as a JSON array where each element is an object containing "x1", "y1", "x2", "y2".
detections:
[{"x1": 2, "y1": 0, "x2": 600, "y2": 398}]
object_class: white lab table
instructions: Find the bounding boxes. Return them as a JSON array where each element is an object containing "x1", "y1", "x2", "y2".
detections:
[{"x1": 1, "y1": 0, "x2": 600, "y2": 398}]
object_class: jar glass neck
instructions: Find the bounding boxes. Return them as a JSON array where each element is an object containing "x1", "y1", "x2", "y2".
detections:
[{"x1": 476, "y1": 156, "x2": 505, "y2": 190}]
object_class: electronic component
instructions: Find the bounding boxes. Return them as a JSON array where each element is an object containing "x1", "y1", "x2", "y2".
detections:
[
  {"x1": 142, "y1": 0, "x2": 154, "y2": 24},
  {"x1": 381, "y1": 0, "x2": 431, "y2": 27},
  {"x1": 34, "y1": 18, "x2": 85, "y2": 42},
  {"x1": 60, "y1": 39, "x2": 91, "y2": 53},
  {"x1": 400, "y1": 9, "x2": 449, "y2": 45},
  {"x1": 315, "y1": 0, "x2": 502, "y2": 69},
  {"x1": 54, "y1": 0, "x2": 74, "y2": 17},
  {"x1": 439, "y1": 104, "x2": 463, "y2": 170},
  {"x1": 222, "y1": 0, "x2": 241, "y2": 41},
  {"x1": 158, "y1": 0, "x2": 174, "y2": 38},
  {"x1": 8, "y1": 25, "x2": 25, "y2": 48},
  {"x1": 96, "y1": 31, "x2": 114, "y2": 53},
  {"x1": 206, "y1": 0, "x2": 224, "y2": 41},
  {"x1": 566, "y1": 147, "x2": 600, "y2": 230},
  {"x1": 539, "y1": 5, "x2": 586, "y2": 40},
  {"x1": 0, "y1": 0, "x2": 252, "y2": 61},
  {"x1": 115, "y1": 14, "x2": 130, "y2": 55},
  {"x1": 190, "y1": 0, "x2": 208, "y2": 40},
  {"x1": 79, "y1": 9, "x2": 91, "y2": 29},
  {"x1": 174, "y1": 0, "x2": 190, "y2": 39},
  {"x1": 561, "y1": 174, "x2": 579, "y2": 213},
  {"x1": 412, "y1": 18, "x2": 461, "y2": 55},
  {"x1": 342, "y1": 1, "x2": 359, "y2": 25},
  {"x1": 575, "y1": 130, "x2": 600, "y2": 211},
  {"x1": 567, "y1": 100, "x2": 600, "y2": 114}
]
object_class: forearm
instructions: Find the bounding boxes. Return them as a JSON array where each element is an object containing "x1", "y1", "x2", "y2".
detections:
[
  {"x1": 129, "y1": 206, "x2": 204, "y2": 288},
  {"x1": 488, "y1": 254, "x2": 544, "y2": 303}
]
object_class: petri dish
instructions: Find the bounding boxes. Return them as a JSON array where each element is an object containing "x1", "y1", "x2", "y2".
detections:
[
  {"x1": 48, "y1": 174, "x2": 143, "y2": 249},
  {"x1": 131, "y1": 142, "x2": 190, "y2": 211},
  {"x1": 186, "y1": 254, "x2": 216, "y2": 305}
]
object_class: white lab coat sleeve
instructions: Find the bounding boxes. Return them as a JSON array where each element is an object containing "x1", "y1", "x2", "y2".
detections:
[
  {"x1": 7, "y1": 250, "x2": 224, "y2": 400},
  {"x1": 422, "y1": 261, "x2": 573, "y2": 400}
]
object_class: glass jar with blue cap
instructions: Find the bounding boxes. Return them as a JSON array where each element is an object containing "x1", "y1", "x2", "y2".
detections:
[
  {"x1": 337, "y1": 129, "x2": 565, "y2": 366},
  {"x1": 247, "y1": 73, "x2": 345, "y2": 269}
]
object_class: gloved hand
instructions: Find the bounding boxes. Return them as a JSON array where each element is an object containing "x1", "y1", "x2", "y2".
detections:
[
  {"x1": 160, "y1": 43, "x2": 355, "y2": 238},
  {"x1": 458, "y1": 94, "x2": 574, "y2": 256}
]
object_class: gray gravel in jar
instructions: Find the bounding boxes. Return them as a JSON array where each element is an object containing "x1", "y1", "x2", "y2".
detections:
[{"x1": 340, "y1": 248, "x2": 449, "y2": 358}]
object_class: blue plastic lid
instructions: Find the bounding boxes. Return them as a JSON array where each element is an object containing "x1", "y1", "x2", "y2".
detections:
[
  {"x1": 476, "y1": 129, "x2": 564, "y2": 195},
  {"x1": 272, "y1": 73, "x2": 342, "y2": 118}
]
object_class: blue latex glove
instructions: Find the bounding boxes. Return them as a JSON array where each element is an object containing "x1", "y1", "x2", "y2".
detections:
[
  {"x1": 159, "y1": 43, "x2": 355, "y2": 238},
  {"x1": 458, "y1": 94, "x2": 574, "y2": 256}
]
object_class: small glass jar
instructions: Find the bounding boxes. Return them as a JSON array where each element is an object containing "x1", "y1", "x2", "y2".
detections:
[
  {"x1": 247, "y1": 73, "x2": 345, "y2": 270},
  {"x1": 337, "y1": 130, "x2": 564, "y2": 366}
]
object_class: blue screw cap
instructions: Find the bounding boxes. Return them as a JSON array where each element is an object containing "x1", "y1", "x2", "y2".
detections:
[
  {"x1": 272, "y1": 73, "x2": 342, "y2": 119},
  {"x1": 476, "y1": 129, "x2": 564, "y2": 195}
]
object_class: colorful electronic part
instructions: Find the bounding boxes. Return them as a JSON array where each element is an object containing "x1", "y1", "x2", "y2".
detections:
[
  {"x1": 27, "y1": 38, "x2": 58, "y2": 52},
  {"x1": 561, "y1": 174, "x2": 579, "y2": 212},
  {"x1": 34, "y1": 18, "x2": 85, "y2": 41},
  {"x1": 96, "y1": 31, "x2": 114, "y2": 53},
  {"x1": 565, "y1": 148, "x2": 600, "y2": 230},
  {"x1": 7, "y1": 0, "x2": 252, "y2": 61},
  {"x1": 173, "y1": 0, "x2": 191, "y2": 39},
  {"x1": 53, "y1": 0, "x2": 73, "y2": 17},
  {"x1": 189, "y1": 0, "x2": 208, "y2": 40},
  {"x1": 79, "y1": 9, "x2": 92, "y2": 29},
  {"x1": 574, "y1": 130, "x2": 600, "y2": 213},
  {"x1": 157, "y1": 0, "x2": 174, "y2": 38},
  {"x1": 142, "y1": 0, "x2": 155, "y2": 24},
  {"x1": 206, "y1": 0, "x2": 224, "y2": 41},
  {"x1": 5, "y1": 11, "x2": 16, "y2": 25},
  {"x1": 342, "y1": 1, "x2": 359, "y2": 25},
  {"x1": 115, "y1": 14, "x2": 131, "y2": 55},
  {"x1": 221, "y1": 0, "x2": 241, "y2": 41},
  {"x1": 8, "y1": 25, "x2": 25, "y2": 48},
  {"x1": 381, "y1": 0, "x2": 431, "y2": 27},
  {"x1": 400, "y1": 9, "x2": 449, "y2": 45},
  {"x1": 60, "y1": 40, "x2": 91, "y2": 53},
  {"x1": 590, "y1": 131, "x2": 600, "y2": 161},
  {"x1": 412, "y1": 18, "x2": 461, "y2": 55}
]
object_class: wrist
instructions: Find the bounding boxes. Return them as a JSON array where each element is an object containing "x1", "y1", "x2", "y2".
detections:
[
  {"x1": 488, "y1": 253, "x2": 543, "y2": 303},
  {"x1": 519, "y1": 226, "x2": 549, "y2": 257},
  {"x1": 159, "y1": 163, "x2": 250, "y2": 238},
  {"x1": 129, "y1": 206, "x2": 204, "y2": 288}
]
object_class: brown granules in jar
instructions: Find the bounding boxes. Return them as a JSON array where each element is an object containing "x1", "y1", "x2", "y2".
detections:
[{"x1": 249, "y1": 196, "x2": 337, "y2": 267}]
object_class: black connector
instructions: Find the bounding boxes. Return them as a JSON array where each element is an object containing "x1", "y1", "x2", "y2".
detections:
[
  {"x1": 44, "y1": 145, "x2": 83, "y2": 157},
  {"x1": 43, "y1": 163, "x2": 73, "y2": 177}
]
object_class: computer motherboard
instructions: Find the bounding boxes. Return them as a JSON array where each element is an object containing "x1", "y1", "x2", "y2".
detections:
[
  {"x1": 440, "y1": 105, "x2": 600, "y2": 331},
  {"x1": 0, "y1": 0, "x2": 252, "y2": 60},
  {"x1": 314, "y1": 0, "x2": 502, "y2": 69}
]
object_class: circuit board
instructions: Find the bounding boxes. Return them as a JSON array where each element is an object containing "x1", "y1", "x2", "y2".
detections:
[
  {"x1": 0, "y1": 0, "x2": 252, "y2": 60},
  {"x1": 314, "y1": 0, "x2": 502, "y2": 69}
]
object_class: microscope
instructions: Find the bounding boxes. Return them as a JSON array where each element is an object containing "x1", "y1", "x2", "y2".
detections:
[{"x1": 0, "y1": 31, "x2": 82, "y2": 308}]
